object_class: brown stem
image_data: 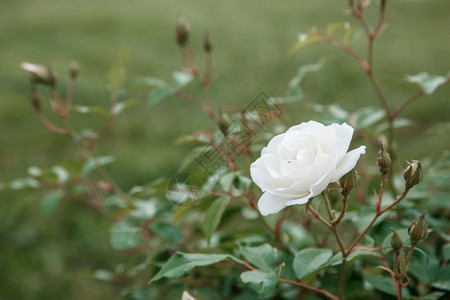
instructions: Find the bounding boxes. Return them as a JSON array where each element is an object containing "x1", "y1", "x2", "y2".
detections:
[
  {"x1": 332, "y1": 194, "x2": 348, "y2": 226},
  {"x1": 274, "y1": 208, "x2": 290, "y2": 238},
  {"x1": 346, "y1": 187, "x2": 410, "y2": 254},
  {"x1": 36, "y1": 110, "x2": 71, "y2": 135}
]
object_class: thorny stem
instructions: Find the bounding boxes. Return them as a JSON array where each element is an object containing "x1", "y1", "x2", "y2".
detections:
[{"x1": 242, "y1": 262, "x2": 339, "y2": 300}]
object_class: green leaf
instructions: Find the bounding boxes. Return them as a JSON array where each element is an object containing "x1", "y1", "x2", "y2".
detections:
[
  {"x1": 288, "y1": 27, "x2": 322, "y2": 55},
  {"x1": 107, "y1": 47, "x2": 130, "y2": 96},
  {"x1": 432, "y1": 281, "x2": 450, "y2": 291},
  {"x1": 326, "y1": 23, "x2": 345, "y2": 37},
  {"x1": 293, "y1": 248, "x2": 333, "y2": 279},
  {"x1": 202, "y1": 196, "x2": 231, "y2": 242},
  {"x1": 421, "y1": 291, "x2": 447, "y2": 300},
  {"x1": 110, "y1": 221, "x2": 142, "y2": 251},
  {"x1": 288, "y1": 58, "x2": 328, "y2": 89},
  {"x1": 342, "y1": 23, "x2": 357, "y2": 45},
  {"x1": 148, "y1": 86, "x2": 177, "y2": 106},
  {"x1": 328, "y1": 249, "x2": 381, "y2": 266},
  {"x1": 51, "y1": 165, "x2": 70, "y2": 183},
  {"x1": 404, "y1": 72, "x2": 448, "y2": 95},
  {"x1": 150, "y1": 221, "x2": 183, "y2": 243},
  {"x1": 239, "y1": 244, "x2": 278, "y2": 271},
  {"x1": 112, "y1": 98, "x2": 141, "y2": 115},
  {"x1": 240, "y1": 265, "x2": 283, "y2": 297},
  {"x1": 150, "y1": 252, "x2": 242, "y2": 282},
  {"x1": 128, "y1": 76, "x2": 166, "y2": 88},
  {"x1": 81, "y1": 156, "x2": 115, "y2": 176},
  {"x1": 366, "y1": 276, "x2": 410, "y2": 298},
  {"x1": 443, "y1": 243, "x2": 450, "y2": 261},
  {"x1": 41, "y1": 189, "x2": 63, "y2": 215},
  {"x1": 73, "y1": 105, "x2": 109, "y2": 117}
]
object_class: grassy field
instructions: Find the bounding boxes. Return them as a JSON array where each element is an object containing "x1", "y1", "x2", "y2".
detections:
[{"x1": 1, "y1": 0, "x2": 449, "y2": 298}]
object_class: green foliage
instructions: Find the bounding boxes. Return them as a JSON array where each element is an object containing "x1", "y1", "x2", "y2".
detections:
[
  {"x1": 202, "y1": 196, "x2": 230, "y2": 242},
  {"x1": 150, "y1": 252, "x2": 242, "y2": 282},
  {"x1": 293, "y1": 248, "x2": 333, "y2": 279}
]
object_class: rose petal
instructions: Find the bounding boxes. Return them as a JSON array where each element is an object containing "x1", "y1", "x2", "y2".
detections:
[
  {"x1": 258, "y1": 192, "x2": 291, "y2": 216},
  {"x1": 330, "y1": 145, "x2": 366, "y2": 182},
  {"x1": 334, "y1": 123, "x2": 354, "y2": 160},
  {"x1": 286, "y1": 191, "x2": 314, "y2": 206},
  {"x1": 309, "y1": 169, "x2": 335, "y2": 196},
  {"x1": 250, "y1": 159, "x2": 271, "y2": 189}
]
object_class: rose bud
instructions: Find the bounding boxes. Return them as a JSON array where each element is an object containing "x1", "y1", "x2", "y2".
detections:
[
  {"x1": 377, "y1": 143, "x2": 391, "y2": 176},
  {"x1": 175, "y1": 17, "x2": 191, "y2": 46},
  {"x1": 404, "y1": 160, "x2": 423, "y2": 190},
  {"x1": 390, "y1": 228, "x2": 403, "y2": 255},
  {"x1": 69, "y1": 60, "x2": 80, "y2": 79},
  {"x1": 203, "y1": 33, "x2": 213, "y2": 53},
  {"x1": 21, "y1": 62, "x2": 56, "y2": 86},
  {"x1": 408, "y1": 210, "x2": 428, "y2": 245},
  {"x1": 339, "y1": 169, "x2": 356, "y2": 196}
]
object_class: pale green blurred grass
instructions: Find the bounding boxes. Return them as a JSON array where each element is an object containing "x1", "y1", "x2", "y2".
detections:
[{"x1": 0, "y1": 0, "x2": 449, "y2": 298}]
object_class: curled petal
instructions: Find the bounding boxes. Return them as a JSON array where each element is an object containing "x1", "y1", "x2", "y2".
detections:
[
  {"x1": 257, "y1": 192, "x2": 291, "y2": 216},
  {"x1": 330, "y1": 146, "x2": 366, "y2": 182}
]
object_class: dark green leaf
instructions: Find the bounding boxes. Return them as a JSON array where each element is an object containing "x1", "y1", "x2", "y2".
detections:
[
  {"x1": 366, "y1": 276, "x2": 410, "y2": 298},
  {"x1": 110, "y1": 222, "x2": 142, "y2": 251},
  {"x1": 202, "y1": 196, "x2": 231, "y2": 242},
  {"x1": 41, "y1": 189, "x2": 63, "y2": 215},
  {"x1": 443, "y1": 244, "x2": 450, "y2": 261},
  {"x1": 148, "y1": 86, "x2": 177, "y2": 106},
  {"x1": 240, "y1": 265, "x2": 282, "y2": 297},
  {"x1": 150, "y1": 252, "x2": 242, "y2": 282},
  {"x1": 239, "y1": 244, "x2": 278, "y2": 271},
  {"x1": 293, "y1": 248, "x2": 333, "y2": 279},
  {"x1": 150, "y1": 221, "x2": 183, "y2": 243}
]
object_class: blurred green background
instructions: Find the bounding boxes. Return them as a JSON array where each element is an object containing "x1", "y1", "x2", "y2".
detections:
[{"x1": 1, "y1": 0, "x2": 449, "y2": 299}]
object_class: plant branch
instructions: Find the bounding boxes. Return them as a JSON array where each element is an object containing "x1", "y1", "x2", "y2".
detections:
[
  {"x1": 242, "y1": 262, "x2": 338, "y2": 300},
  {"x1": 346, "y1": 187, "x2": 410, "y2": 254}
]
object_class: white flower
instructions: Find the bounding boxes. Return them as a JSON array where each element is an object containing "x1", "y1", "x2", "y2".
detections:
[{"x1": 250, "y1": 121, "x2": 366, "y2": 216}]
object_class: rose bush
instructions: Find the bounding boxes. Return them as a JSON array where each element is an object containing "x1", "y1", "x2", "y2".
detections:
[{"x1": 250, "y1": 121, "x2": 366, "y2": 215}]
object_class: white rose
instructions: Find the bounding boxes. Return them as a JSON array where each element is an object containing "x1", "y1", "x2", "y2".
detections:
[{"x1": 250, "y1": 121, "x2": 366, "y2": 216}]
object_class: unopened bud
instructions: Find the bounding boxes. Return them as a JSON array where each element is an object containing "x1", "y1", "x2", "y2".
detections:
[
  {"x1": 203, "y1": 33, "x2": 213, "y2": 53},
  {"x1": 21, "y1": 62, "x2": 56, "y2": 86},
  {"x1": 408, "y1": 210, "x2": 428, "y2": 245},
  {"x1": 404, "y1": 160, "x2": 423, "y2": 190},
  {"x1": 218, "y1": 113, "x2": 231, "y2": 135},
  {"x1": 339, "y1": 169, "x2": 356, "y2": 195},
  {"x1": 377, "y1": 143, "x2": 391, "y2": 175},
  {"x1": 390, "y1": 228, "x2": 403, "y2": 254},
  {"x1": 175, "y1": 17, "x2": 190, "y2": 46},
  {"x1": 69, "y1": 61, "x2": 80, "y2": 79}
]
